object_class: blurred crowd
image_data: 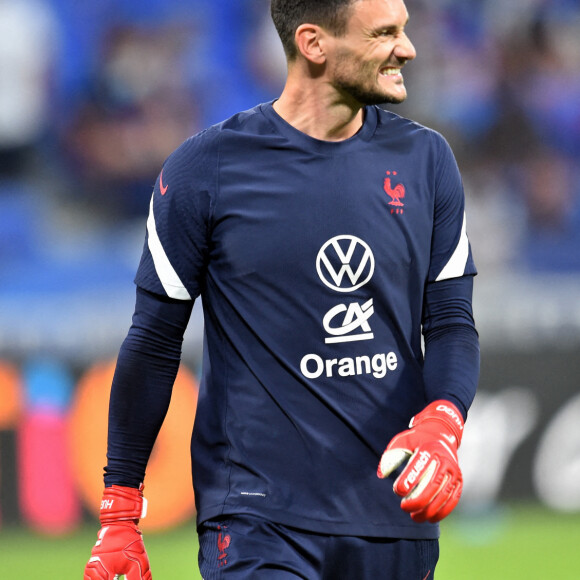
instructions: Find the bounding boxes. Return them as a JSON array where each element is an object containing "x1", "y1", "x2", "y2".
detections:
[
  {"x1": 1, "y1": 0, "x2": 579, "y2": 287},
  {"x1": 397, "y1": 0, "x2": 580, "y2": 274}
]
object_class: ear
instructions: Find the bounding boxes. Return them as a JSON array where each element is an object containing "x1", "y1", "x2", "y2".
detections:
[{"x1": 294, "y1": 23, "x2": 327, "y2": 64}]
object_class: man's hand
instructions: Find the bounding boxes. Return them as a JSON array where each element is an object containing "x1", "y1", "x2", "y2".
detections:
[
  {"x1": 377, "y1": 400, "x2": 464, "y2": 523},
  {"x1": 84, "y1": 485, "x2": 152, "y2": 580}
]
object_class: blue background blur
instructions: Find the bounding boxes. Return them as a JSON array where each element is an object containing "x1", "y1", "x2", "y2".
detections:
[{"x1": 2, "y1": 0, "x2": 580, "y2": 363}]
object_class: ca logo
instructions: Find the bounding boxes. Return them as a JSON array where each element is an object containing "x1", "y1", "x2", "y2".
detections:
[
  {"x1": 316, "y1": 236, "x2": 375, "y2": 293},
  {"x1": 323, "y1": 299, "x2": 374, "y2": 344}
]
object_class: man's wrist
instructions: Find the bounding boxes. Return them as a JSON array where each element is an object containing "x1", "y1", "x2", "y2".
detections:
[
  {"x1": 99, "y1": 485, "x2": 147, "y2": 524},
  {"x1": 413, "y1": 400, "x2": 464, "y2": 445}
]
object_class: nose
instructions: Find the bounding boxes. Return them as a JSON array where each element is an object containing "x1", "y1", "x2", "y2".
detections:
[{"x1": 395, "y1": 32, "x2": 416, "y2": 62}]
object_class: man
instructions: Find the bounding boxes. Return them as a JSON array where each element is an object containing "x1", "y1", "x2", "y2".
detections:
[{"x1": 84, "y1": 0, "x2": 480, "y2": 578}]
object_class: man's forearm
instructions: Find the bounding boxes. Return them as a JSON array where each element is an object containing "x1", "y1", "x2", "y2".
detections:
[
  {"x1": 422, "y1": 276, "x2": 480, "y2": 417},
  {"x1": 104, "y1": 288, "x2": 193, "y2": 487}
]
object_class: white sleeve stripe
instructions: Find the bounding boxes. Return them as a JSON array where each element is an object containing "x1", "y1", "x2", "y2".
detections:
[
  {"x1": 146, "y1": 195, "x2": 192, "y2": 300},
  {"x1": 435, "y1": 212, "x2": 469, "y2": 282}
]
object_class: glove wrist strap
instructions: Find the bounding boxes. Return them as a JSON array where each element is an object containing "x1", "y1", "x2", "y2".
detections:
[
  {"x1": 412, "y1": 400, "x2": 464, "y2": 445},
  {"x1": 99, "y1": 485, "x2": 147, "y2": 524}
]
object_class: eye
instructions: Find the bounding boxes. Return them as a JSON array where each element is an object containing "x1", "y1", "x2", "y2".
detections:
[{"x1": 376, "y1": 27, "x2": 401, "y2": 38}]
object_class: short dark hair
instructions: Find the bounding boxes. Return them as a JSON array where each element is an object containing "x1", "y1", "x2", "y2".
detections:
[{"x1": 270, "y1": 0, "x2": 356, "y2": 60}]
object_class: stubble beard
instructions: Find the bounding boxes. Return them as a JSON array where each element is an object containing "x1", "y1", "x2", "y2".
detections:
[
  {"x1": 331, "y1": 54, "x2": 408, "y2": 106},
  {"x1": 335, "y1": 78, "x2": 408, "y2": 106}
]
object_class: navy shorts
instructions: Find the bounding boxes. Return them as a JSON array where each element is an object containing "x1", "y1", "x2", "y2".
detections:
[{"x1": 198, "y1": 514, "x2": 439, "y2": 580}]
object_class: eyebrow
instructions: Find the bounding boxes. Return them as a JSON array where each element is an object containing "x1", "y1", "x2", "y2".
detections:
[{"x1": 373, "y1": 15, "x2": 410, "y2": 35}]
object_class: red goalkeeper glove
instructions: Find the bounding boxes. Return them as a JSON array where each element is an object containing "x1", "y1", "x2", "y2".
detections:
[
  {"x1": 377, "y1": 400, "x2": 464, "y2": 523},
  {"x1": 84, "y1": 485, "x2": 152, "y2": 580}
]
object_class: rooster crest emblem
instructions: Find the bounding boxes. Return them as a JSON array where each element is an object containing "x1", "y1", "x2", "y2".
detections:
[
  {"x1": 217, "y1": 526, "x2": 231, "y2": 567},
  {"x1": 384, "y1": 171, "x2": 405, "y2": 214}
]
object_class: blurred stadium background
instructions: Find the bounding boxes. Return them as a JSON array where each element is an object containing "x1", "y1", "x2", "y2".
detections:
[{"x1": 1, "y1": 0, "x2": 579, "y2": 578}]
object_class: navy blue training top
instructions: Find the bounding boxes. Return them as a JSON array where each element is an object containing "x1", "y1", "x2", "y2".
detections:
[{"x1": 107, "y1": 102, "x2": 479, "y2": 539}]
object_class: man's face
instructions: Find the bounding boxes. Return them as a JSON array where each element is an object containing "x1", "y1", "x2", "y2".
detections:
[{"x1": 325, "y1": 0, "x2": 416, "y2": 106}]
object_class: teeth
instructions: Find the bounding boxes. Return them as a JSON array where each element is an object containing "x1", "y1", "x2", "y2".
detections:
[{"x1": 381, "y1": 68, "x2": 401, "y2": 76}]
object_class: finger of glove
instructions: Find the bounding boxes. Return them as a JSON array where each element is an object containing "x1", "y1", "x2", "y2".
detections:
[
  {"x1": 395, "y1": 435, "x2": 460, "y2": 497},
  {"x1": 377, "y1": 446, "x2": 412, "y2": 478},
  {"x1": 404, "y1": 465, "x2": 462, "y2": 523},
  {"x1": 124, "y1": 544, "x2": 152, "y2": 580},
  {"x1": 124, "y1": 558, "x2": 152, "y2": 580},
  {"x1": 405, "y1": 471, "x2": 452, "y2": 523},
  {"x1": 392, "y1": 445, "x2": 440, "y2": 500},
  {"x1": 84, "y1": 557, "x2": 114, "y2": 580},
  {"x1": 423, "y1": 478, "x2": 463, "y2": 523},
  {"x1": 95, "y1": 554, "x2": 150, "y2": 580},
  {"x1": 399, "y1": 452, "x2": 461, "y2": 513},
  {"x1": 87, "y1": 543, "x2": 149, "y2": 579}
]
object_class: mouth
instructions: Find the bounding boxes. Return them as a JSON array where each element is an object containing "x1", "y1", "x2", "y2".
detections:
[{"x1": 380, "y1": 67, "x2": 403, "y2": 79}]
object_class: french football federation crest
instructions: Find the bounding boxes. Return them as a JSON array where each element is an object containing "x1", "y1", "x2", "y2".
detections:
[
  {"x1": 384, "y1": 171, "x2": 405, "y2": 214},
  {"x1": 217, "y1": 525, "x2": 231, "y2": 568}
]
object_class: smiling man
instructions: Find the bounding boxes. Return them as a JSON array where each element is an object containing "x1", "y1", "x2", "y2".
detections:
[{"x1": 84, "y1": 1, "x2": 480, "y2": 579}]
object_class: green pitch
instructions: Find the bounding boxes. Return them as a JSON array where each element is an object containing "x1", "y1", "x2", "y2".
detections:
[
  {"x1": 1, "y1": 504, "x2": 579, "y2": 579},
  {"x1": 437, "y1": 503, "x2": 580, "y2": 579}
]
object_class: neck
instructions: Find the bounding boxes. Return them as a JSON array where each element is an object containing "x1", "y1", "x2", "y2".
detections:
[{"x1": 273, "y1": 75, "x2": 365, "y2": 142}]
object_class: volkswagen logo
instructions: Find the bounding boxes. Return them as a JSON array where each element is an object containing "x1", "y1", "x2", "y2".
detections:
[{"x1": 316, "y1": 235, "x2": 375, "y2": 292}]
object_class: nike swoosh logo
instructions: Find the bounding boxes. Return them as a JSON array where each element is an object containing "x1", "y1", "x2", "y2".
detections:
[{"x1": 160, "y1": 170, "x2": 169, "y2": 195}]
